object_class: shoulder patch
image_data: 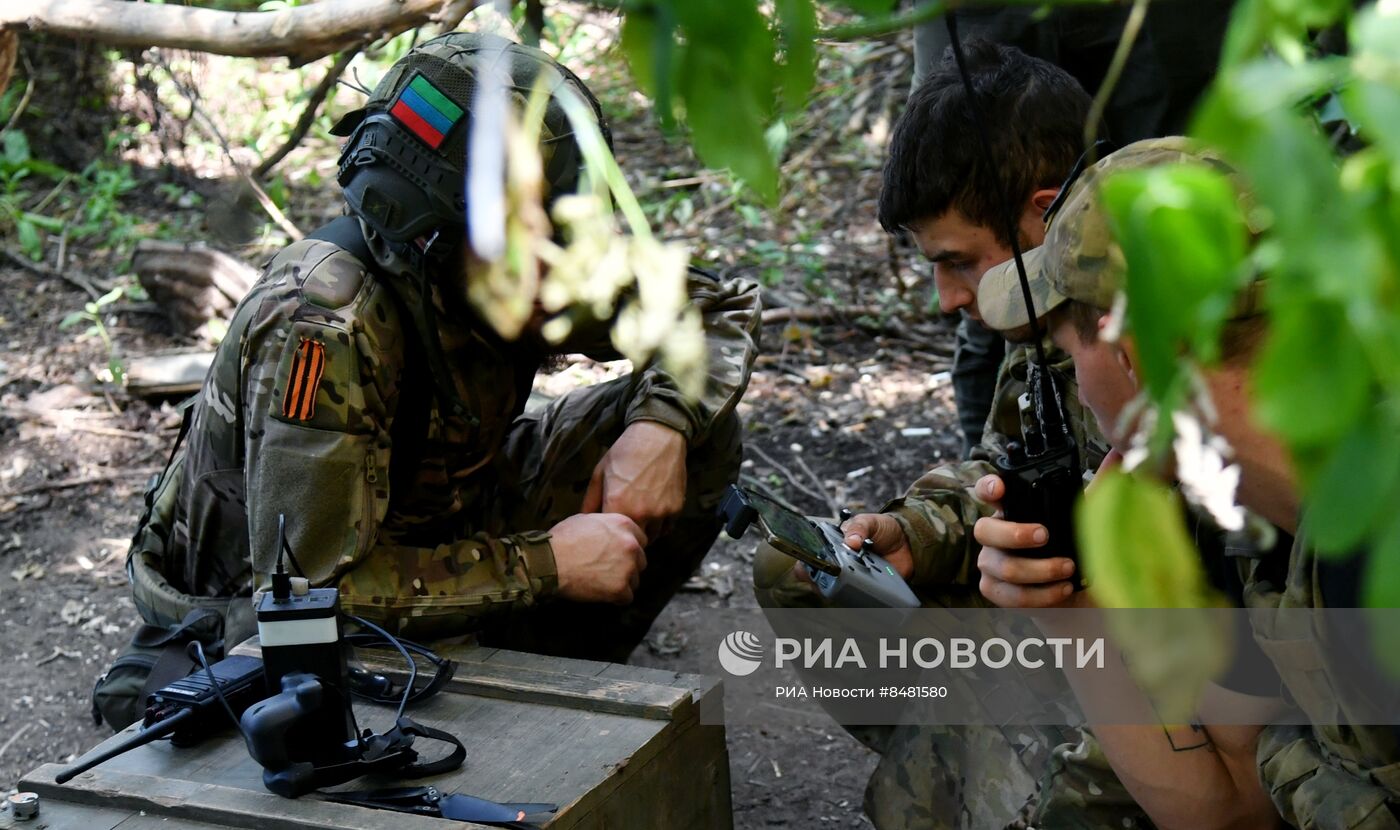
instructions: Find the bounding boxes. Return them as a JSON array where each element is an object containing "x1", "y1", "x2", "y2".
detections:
[
  {"x1": 302, "y1": 247, "x2": 371, "y2": 310},
  {"x1": 281, "y1": 339, "x2": 327, "y2": 421}
]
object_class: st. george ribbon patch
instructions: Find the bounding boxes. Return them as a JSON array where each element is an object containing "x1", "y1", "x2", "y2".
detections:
[{"x1": 282, "y1": 339, "x2": 326, "y2": 421}]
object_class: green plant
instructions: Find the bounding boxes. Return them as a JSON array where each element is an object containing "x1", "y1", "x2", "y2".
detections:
[
  {"x1": 0, "y1": 130, "x2": 70, "y2": 260},
  {"x1": 745, "y1": 238, "x2": 828, "y2": 290},
  {"x1": 59, "y1": 279, "x2": 146, "y2": 386}
]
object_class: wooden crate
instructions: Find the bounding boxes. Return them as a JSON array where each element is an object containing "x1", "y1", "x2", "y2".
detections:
[{"x1": 8, "y1": 645, "x2": 732, "y2": 830}]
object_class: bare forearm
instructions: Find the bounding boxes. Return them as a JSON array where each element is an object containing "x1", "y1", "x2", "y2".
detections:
[{"x1": 1043, "y1": 619, "x2": 1279, "y2": 829}]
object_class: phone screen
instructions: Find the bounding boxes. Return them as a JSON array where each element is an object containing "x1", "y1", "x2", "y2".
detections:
[{"x1": 744, "y1": 489, "x2": 837, "y2": 566}]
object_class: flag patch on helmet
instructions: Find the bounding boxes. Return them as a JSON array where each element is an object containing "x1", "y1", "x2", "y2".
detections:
[
  {"x1": 282, "y1": 339, "x2": 326, "y2": 421},
  {"x1": 390, "y1": 73, "x2": 464, "y2": 149}
]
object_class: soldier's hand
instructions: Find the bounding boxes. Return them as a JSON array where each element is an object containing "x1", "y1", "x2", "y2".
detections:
[
  {"x1": 973, "y1": 474, "x2": 1078, "y2": 609},
  {"x1": 582, "y1": 421, "x2": 687, "y2": 541},
  {"x1": 551, "y1": 513, "x2": 648, "y2": 605},
  {"x1": 841, "y1": 513, "x2": 914, "y2": 580},
  {"x1": 790, "y1": 513, "x2": 914, "y2": 586}
]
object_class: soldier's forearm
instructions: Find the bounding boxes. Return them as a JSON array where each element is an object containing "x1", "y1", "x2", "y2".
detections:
[
  {"x1": 882, "y1": 459, "x2": 998, "y2": 588},
  {"x1": 1039, "y1": 615, "x2": 1281, "y2": 830}
]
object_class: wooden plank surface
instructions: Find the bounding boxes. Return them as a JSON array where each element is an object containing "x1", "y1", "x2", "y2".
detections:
[
  {"x1": 22, "y1": 765, "x2": 475, "y2": 830},
  {"x1": 29, "y1": 645, "x2": 731, "y2": 830},
  {"x1": 32, "y1": 686, "x2": 670, "y2": 829}
]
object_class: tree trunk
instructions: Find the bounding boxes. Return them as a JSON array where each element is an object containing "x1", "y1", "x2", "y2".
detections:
[{"x1": 1, "y1": 0, "x2": 478, "y2": 63}]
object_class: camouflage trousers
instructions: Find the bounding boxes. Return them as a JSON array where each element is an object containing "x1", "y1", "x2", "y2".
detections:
[
  {"x1": 474, "y1": 377, "x2": 743, "y2": 664},
  {"x1": 753, "y1": 544, "x2": 1154, "y2": 830}
]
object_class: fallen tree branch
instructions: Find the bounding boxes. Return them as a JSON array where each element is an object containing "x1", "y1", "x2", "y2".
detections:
[
  {"x1": 253, "y1": 47, "x2": 360, "y2": 178},
  {"x1": 748, "y1": 445, "x2": 833, "y2": 512},
  {"x1": 1, "y1": 0, "x2": 480, "y2": 63},
  {"x1": 0, "y1": 247, "x2": 103, "y2": 300},
  {"x1": 132, "y1": 239, "x2": 259, "y2": 332},
  {"x1": 1, "y1": 468, "x2": 160, "y2": 498},
  {"x1": 0, "y1": 723, "x2": 32, "y2": 763}
]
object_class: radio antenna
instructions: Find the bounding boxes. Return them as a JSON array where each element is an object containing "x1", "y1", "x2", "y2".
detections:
[{"x1": 943, "y1": 14, "x2": 1071, "y2": 441}]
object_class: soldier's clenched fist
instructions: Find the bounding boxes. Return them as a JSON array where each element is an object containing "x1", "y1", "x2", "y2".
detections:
[{"x1": 550, "y1": 513, "x2": 649, "y2": 604}]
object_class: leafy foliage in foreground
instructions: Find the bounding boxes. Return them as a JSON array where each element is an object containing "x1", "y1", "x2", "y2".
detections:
[
  {"x1": 617, "y1": 0, "x2": 1400, "y2": 629},
  {"x1": 1083, "y1": 1, "x2": 1400, "y2": 633}
]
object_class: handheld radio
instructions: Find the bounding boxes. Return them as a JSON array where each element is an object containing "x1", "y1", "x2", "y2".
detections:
[{"x1": 945, "y1": 15, "x2": 1085, "y2": 586}]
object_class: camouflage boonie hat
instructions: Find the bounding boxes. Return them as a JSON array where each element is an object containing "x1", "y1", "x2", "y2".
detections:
[
  {"x1": 331, "y1": 32, "x2": 610, "y2": 244},
  {"x1": 978, "y1": 136, "x2": 1260, "y2": 332}
]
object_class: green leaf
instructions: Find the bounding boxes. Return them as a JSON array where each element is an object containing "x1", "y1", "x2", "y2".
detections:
[
  {"x1": 1252, "y1": 302, "x2": 1371, "y2": 448},
  {"x1": 1194, "y1": 66, "x2": 1361, "y2": 282},
  {"x1": 1303, "y1": 412, "x2": 1400, "y2": 557},
  {"x1": 1099, "y1": 164, "x2": 1249, "y2": 444},
  {"x1": 679, "y1": 47, "x2": 778, "y2": 202},
  {"x1": 1077, "y1": 470, "x2": 1229, "y2": 723},
  {"x1": 16, "y1": 219, "x2": 41, "y2": 261},
  {"x1": 1077, "y1": 468, "x2": 1218, "y2": 609},
  {"x1": 1221, "y1": 0, "x2": 1349, "y2": 67},
  {"x1": 1344, "y1": 4, "x2": 1400, "y2": 163},
  {"x1": 1220, "y1": 0, "x2": 1273, "y2": 67},
  {"x1": 58, "y1": 311, "x2": 86, "y2": 329},
  {"x1": 21, "y1": 159, "x2": 69, "y2": 181},
  {"x1": 95, "y1": 285, "x2": 125, "y2": 307},
  {"x1": 620, "y1": 7, "x2": 674, "y2": 127},
  {"x1": 773, "y1": 0, "x2": 816, "y2": 113},
  {"x1": 3, "y1": 130, "x2": 30, "y2": 167},
  {"x1": 21, "y1": 211, "x2": 65, "y2": 233}
]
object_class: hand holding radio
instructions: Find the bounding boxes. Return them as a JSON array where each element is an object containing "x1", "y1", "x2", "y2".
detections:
[{"x1": 973, "y1": 473, "x2": 1081, "y2": 609}]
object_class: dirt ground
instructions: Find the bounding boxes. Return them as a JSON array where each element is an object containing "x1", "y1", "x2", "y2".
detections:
[{"x1": 0, "y1": 13, "x2": 965, "y2": 828}]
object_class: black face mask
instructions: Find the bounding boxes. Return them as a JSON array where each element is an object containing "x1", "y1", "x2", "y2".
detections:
[{"x1": 336, "y1": 111, "x2": 468, "y2": 246}]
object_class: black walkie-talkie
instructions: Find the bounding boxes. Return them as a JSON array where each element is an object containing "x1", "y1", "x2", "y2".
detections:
[
  {"x1": 946, "y1": 15, "x2": 1085, "y2": 587},
  {"x1": 992, "y1": 372, "x2": 1084, "y2": 588}
]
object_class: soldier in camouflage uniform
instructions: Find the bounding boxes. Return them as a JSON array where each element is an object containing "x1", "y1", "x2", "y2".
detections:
[
  {"x1": 126, "y1": 34, "x2": 760, "y2": 664},
  {"x1": 978, "y1": 136, "x2": 1400, "y2": 828},
  {"x1": 754, "y1": 40, "x2": 1151, "y2": 830}
]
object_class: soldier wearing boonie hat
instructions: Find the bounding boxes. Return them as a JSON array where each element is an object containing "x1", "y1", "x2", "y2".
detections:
[
  {"x1": 977, "y1": 135, "x2": 1262, "y2": 333},
  {"x1": 978, "y1": 136, "x2": 1400, "y2": 829}
]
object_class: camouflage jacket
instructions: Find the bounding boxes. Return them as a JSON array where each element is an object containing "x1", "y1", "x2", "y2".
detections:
[
  {"x1": 165, "y1": 236, "x2": 760, "y2": 632},
  {"x1": 882, "y1": 340, "x2": 1110, "y2": 591},
  {"x1": 1244, "y1": 533, "x2": 1400, "y2": 829}
]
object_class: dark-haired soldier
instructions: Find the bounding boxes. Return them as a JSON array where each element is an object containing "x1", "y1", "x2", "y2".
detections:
[
  {"x1": 755, "y1": 40, "x2": 1148, "y2": 829},
  {"x1": 111, "y1": 33, "x2": 759, "y2": 725},
  {"x1": 911, "y1": 3, "x2": 1234, "y2": 456}
]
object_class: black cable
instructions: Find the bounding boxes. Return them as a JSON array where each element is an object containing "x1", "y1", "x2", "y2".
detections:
[
  {"x1": 944, "y1": 13, "x2": 1049, "y2": 364},
  {"x1": 348, "y1": 615, "x2": 416, "y2": 721},
  {"x1": 1043, "y1": 140, "x2": 1112, "y2": 224},
  {"x1": 345, "y1": 633, "x2": 452, "y2": 706},
  {"x1": 277, "y1": 515, "x2": 308, "y2": 579},
  {"x1": 188, "y1": 641, "x2": 250, "y2": 742},
  {"x1": 944, "y1": 12, "x2": 1074, "y2": 441}
]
